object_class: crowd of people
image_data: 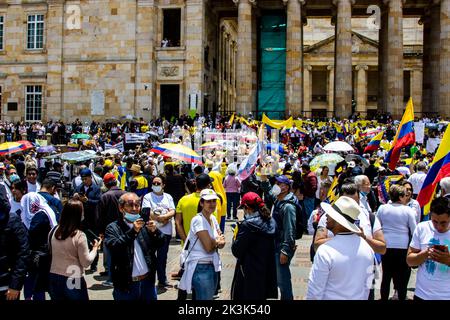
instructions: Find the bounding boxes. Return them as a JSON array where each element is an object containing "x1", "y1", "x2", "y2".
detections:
[{"x1": 0, "y1": 112, "x2": 449, "y2": 301}]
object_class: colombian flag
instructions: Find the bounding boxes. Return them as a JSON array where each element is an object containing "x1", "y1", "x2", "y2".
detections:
[
  {"x1": 417, "y1": 124, "x2": 450, "y2": 217},
  {"x1": 364, "y1": 130, "x2": 384, "y2": 153},
  {"x1": 385, "y1": 98, "x2": 415, "y2": 170}
]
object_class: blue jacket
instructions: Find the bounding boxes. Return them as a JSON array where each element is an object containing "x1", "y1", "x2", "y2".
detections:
[{"x1": 261, "y1": 181, "x2": 297, "y2": 259}]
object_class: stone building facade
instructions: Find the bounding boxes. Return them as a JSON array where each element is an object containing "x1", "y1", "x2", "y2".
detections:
[{"x1": 0, "y1": 0, "x2": 448, "y2": 122}]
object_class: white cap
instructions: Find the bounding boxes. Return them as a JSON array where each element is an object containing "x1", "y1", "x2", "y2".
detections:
[{"x1": 200, "y1": 189, "x2": 219, "y2": 201}]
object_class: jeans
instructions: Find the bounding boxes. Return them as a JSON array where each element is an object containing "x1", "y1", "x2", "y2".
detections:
[
  {"x1": 226, "y1": 192, "x2": 240, "y2": 218},
  {"x1": 191, "y1": 263, "x2": 218, "y2": 300},
  {"x1": 275, "y1": 251, "x2": 293, "y2": 300},
  {"x1": 303, "y1": 197, "x2": 316, "y2": 220},
  {"x1": 156, "y1": 234, "x2": 172, "y2": 284},
  {"x1": 380, "y1": 248, "x2": 411, "y2": 300},
  {"x1": 112, "y1": 277, "x2": 157, "y2": 301},
  {"x1": 23, "y1": 273, "x2": 46, "y2": 301},
  {"x1": 48, "y1": 273, "x2": 89, "y2": 301},
  {"x1": 103, "y1": 244, "x2": 112, "y2": 282}
]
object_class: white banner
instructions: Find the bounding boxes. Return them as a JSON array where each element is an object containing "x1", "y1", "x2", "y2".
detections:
[
  {"x1": 426, "y1": 137, "x2": 441, "y2": 153},
  {"x1": 414, "y1": 122, "x2": 425, "y2": 144},
  {"x1": 125, "y1": 133, "x2": 148, "y2": 144}
]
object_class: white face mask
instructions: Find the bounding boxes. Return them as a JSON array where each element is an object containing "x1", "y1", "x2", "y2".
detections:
[
  {"x1": 152, "y1": 185, "x2": 162, "y2": 193},
  {"x1": 272, "y1": 184, "x2": 282, "y2": 197}
]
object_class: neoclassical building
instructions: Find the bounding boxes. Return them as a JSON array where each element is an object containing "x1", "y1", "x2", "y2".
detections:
[{"x1": 0, "y1": 0, "x2": 448, "y2": 122}]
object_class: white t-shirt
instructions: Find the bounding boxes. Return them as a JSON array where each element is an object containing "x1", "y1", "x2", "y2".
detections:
[
  {"x1": 408, "y1": 171, "x2": 427, "y2": 194},
  {"x1": 409, "y1": 221, "x2": 450, "y2": 300},
  {"x1": 10, "y1": 199, "x2": 22, "y2": 215},
  {"x1": 124, "y1": 221, "x2": 150, "y2": 278},
  {"x1": 377, "y1": 203, "x2": 417, "y2": 249},
  {"x1": 27, "y1": 181, "x2": 40, "y2": 193},
  {"x1": 141, "y1": 192, "x2": 175, "y2": 236},
  {"x1": 397, "y1": 166, "x2": 411, "y2": 177},
  {"x1": 407, "y1": 199, "x2": 422, "y2": 224},
  {"x1": 186, "y1": 213, "x2": 220, "y2": 263},
  {"x1": 307, "y1": 233, "x2": 374, "y2": 300}
]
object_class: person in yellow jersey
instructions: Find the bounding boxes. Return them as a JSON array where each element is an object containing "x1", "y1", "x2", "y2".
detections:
[
  {"x1": 128, "y1": 164, "x2": 148, "y2": 198},
  {"x1": 208, "y1": 170, "x2": 227, "y2": 233}
]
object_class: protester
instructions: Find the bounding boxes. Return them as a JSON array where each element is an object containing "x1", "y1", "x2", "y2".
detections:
[
  {"x1": 301, "y1": 163, "x2": 318, "y2": 219},
  {"x1": 440, "y1": 177, "x2": 450, "y2": 198},
  {"x1": 49, "y1": 199, "x2": 102, "y2": 300},
  {"x1": 25, "y1": 166, "x2": 40, "y2": 193},
  {"x1": 230, "y1": 192, "x2": 277, "y2": 300},
  {"x1": 408, "y1": 161, "x2": 427, "y2": 198},
  {"x1": 223, "y1": 168, "x2": 241, "y2": 221}
]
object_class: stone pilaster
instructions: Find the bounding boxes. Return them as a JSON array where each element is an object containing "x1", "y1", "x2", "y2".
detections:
[
  {"x1": 233, "y1": 0, "x2": 255, "y2": 116},
  {"x1": 355, "y1": 64, "x2": 368, "y2": 114},
  {"x1": 46, "y1": 0, "x2": 64, "y2": 120},
  {"x1": 284, "y1": 0, "x2": 303, "y2": 118},
  {"x1": 421, "y1": 12, "x2": 431, "y2": 113},
  {"x1": 185, "y1": 0, "x2": 205, "y2": 114},
  {"x1": 327, "y1": 65, "x2": 334, "y2": 117},
  {"x1": 378, "y1": 4, "x2": 388, "y2": 112},
  {"x1": 441, "y1": 0, "x2": 450, "y2": 118},
  {"x1": 385, "y1": 0, "x2": 404, "y2": 119},
  {"x1": 303, "y1": 64, "x2": 312, "y2": 117},
  {"x1": 136, "y1": 0, "x2": 156, "y2": 120},
  {"x1": 412, "y1": 68, "x2": 423, "y2": 114},
  {"x1": 333, "y1": 0, "x2": 353, "y2": 119}
]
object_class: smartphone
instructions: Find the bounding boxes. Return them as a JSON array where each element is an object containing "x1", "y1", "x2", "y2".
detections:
[
  {"x1": 433, "y1": 244, "x2": 448, "y2": 252},
  {"x1": 85, "y1": 229, "x2": 100, "y2": 243}
]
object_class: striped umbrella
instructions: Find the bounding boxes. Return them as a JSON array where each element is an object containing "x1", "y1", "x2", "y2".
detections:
[
  {"x1": 151, "y1": 143, "x2": 203, "y2": 165},
  {"x1": 0, "y1": 141, "x2": 32, "y2": 155},
  {"x1": 16, "y1": 140, "x2": 35, "y2": 150}
]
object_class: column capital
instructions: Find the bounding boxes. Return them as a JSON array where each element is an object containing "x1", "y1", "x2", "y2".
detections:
[
  {"x1": 332, "y1": 0, "x2": 355, "y2": 6},
  {"x1": 282, "y1": 0, "x2": 305, "y2": 6},
  {"x1": 382, "y1": 0, "x2": 406, "y2": 6},
  {"x1": 355, "y1": 64, "x2": 369, "y2": 71},
  {"x1": 305, "y1": 65, "x2": 312, "y2": 71},
  {"x1": 327, "y1": 65, "x2": 334, "y2": 70},
  {"x1": 233, "y1": 0, "x2": 257, "y2": 6}
]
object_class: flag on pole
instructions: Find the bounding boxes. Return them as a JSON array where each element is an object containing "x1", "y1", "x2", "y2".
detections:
[
  {"x1": 385, "y1": 98, "x2": 415, "y2": 170},
  {"x1": 326, "y1": 176, "x2": 339, "y2": 205},
  {"x1": 229, "y1": 113, "x2": 235, "y2": 127},
  {"x1": 417, "y1": 124, "x2": 450, "y2": 218},
  {"x1": 238, "y1": 124, "x2": 265, "y2": 181}
]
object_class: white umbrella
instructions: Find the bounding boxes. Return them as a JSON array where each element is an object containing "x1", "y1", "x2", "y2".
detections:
[
  {"x1": 101, "y1": 148, "x2": 121, "y2": 155},
  {"x1": 323, "y1": 141, "x2": 355, "y2": 153}
]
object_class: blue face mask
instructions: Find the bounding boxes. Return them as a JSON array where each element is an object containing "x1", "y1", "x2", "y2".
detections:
[
  {"x1": 9, "y1": 174, "x2": 20, "y2": 183},
  {"x1": 124, "y1": 212, "x2": 141, "y2": 223},
  {"x1": 360, "y1": 191, "x2": 369, "y2": 197}
]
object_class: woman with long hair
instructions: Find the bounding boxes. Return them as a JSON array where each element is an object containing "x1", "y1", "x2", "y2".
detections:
[
  {"x1": 49, "y1": 199, "x2": 101, "y2": 300},
  {"x1": 230, "y1": 192, "x2": 277, "y2": 300}
]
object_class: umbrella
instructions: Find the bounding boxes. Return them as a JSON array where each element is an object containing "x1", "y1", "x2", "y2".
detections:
[
  {"x1": 101, "y1": 148, "x2": 121, "y2": 155},
  {"x1": 150, "y1": 143, "x2": 202, "y2": 165},
  {"x1": 60, "y1": 150, "x2": 100, "y2": 163},
  {"x1": 71, "y1": 133, "x2": 91, "y2": 140},
  {"x1": 0, "y1": 142, "x2": 31, "y2": 155},
  {"x1": 310, "y1": 153, "x2": 344, "y2": 175},
  {"x1": 345, "y1": 154, "x2": 370, "y2": 168},
  {"x1": 37, "y1": 145, "x2": 56, "y2": 153},
  {"x1": 16, "y1": 140, "x2": 35, "y2": 150},
  {"x1": 323, "y1": 141, "x2": 355, "y2": 152}
]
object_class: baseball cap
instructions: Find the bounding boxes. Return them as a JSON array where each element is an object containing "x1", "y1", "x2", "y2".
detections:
[
  {"x1": 275, "y1": 175, "x2": 291, "y2": 185},
  {"x1": 239, "y1": 192, "x2": 265, "y2": 209},
  {"x1": 103, "y1": 173, "x2": 116, "y2": 184},
  {"x1": 104, "y1": 159, "x2": 113, "y2": 167},
  {"x1": 80, "y1": 168, "x2": 92, "y2": 177},
  {"x1": 200, "y1": 189, "x2": 219, "y2": 201}
]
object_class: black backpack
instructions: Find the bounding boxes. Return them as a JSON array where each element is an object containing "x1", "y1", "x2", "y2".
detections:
[{"x1": 279, "y1": 198, "x2": 307, "y2": 240}]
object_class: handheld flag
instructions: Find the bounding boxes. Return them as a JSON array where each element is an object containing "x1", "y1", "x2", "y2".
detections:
[
  {"x1": 364, "y1": 131, "x2": 384, "y2": 153},
  {"x1": 385, "y1": 98, "x2": 415, "y2": 170},
  {"x1": 417, "y1": 124, "x2": 450, "y2": 217}
]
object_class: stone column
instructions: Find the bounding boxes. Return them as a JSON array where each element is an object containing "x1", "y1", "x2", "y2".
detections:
[
  {"x1": 421, "y1": 13, "x2": 431, "y2": 113},
  {"x1": 412, "y1": 68, "x2": 423, "y2": 114},
  {"x1": 303, "y1": 65, "x2": 312, "y2": 117},
  {"x1": 233, "y1": 0, "x2": 255, "y2": 116},
  {"x1": 284, "y1": 0, "x2": 303, "y2": 118},
  {"x1": 333, "y1": 0, "x2": 353, "y2": 119},
  {"x1": 441, "y1": 0, "x2": 450, "y2": 118},
  {"x1": 355, "y1": 64, "x2": 368, "y2": 115},
  {"x1": 185, "y1": 0, "x2": 205, "y2": 113},
  {"x1": 46, "y1": 0, "x2": 64, "y2": 121},
  {"x1": 378, "y1": 4, "x2": 388, "y2": 112},
  {"x1": 327, "y1": 65, "x2": 334, "y2": 117},
  {"x1": 430, "y1": 4, "x2": 441, "y2": 115},
  {"x1": 136, "y1": 0, "x2": 156, "y2": 120},
  {"x1": 385, "y1": 0, "x2": 404, "y2": 119}
]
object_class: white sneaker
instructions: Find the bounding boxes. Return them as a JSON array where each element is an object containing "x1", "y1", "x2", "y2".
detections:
[{"x1": 390, "y1": 290, "x2": 399, "y2": 300}]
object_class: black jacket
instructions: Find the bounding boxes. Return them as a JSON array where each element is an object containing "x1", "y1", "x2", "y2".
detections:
[
  {"x1": 0, "y1": 184, "x2": 11, "y2": 216},
  {"x1": 98, "y1": 187, "x2": 126, "y2": 234},
  {"x1": 75, "y1": 183, "x2": 101, "y2": 232},
  {"x1": 231, "y1": 213, "x2": 278, "y2": 300},
  {"x1": 105, "y1": 219, "x2": 165, "y2": 291},
  {"x1": 0, "y1": 210, "x2": 30, "y2": 291}
]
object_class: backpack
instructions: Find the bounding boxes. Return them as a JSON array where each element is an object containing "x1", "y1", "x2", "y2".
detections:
[{"x1": 279, "y1": 197, "x2": 307, "y2": 240}]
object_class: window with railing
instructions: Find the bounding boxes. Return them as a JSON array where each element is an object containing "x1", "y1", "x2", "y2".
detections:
[
  {"x1": 27, "y1": 14, "x2": 44, "y2": 50},
  {"x1": 25, "y1": 85, "x2": 42, "y2": 121},
  {"x1": 0, "y1": 16, "x2": 4, "y2": 51}
]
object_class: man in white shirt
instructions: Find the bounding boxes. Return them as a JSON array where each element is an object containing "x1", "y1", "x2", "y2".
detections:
[
  {"x1": 408, "y1": 161, "x2": 427, "y2": 198},
  {"x1": 25, "y1": 167, "x2": 40, "y2": 193},
  {"x1": 306, "y1": 196, "x2": 375, "y2": 300},
  {"x1": 407, "y1": 197, "x2": 450, "y2": 300},
  {"x1": 439, "y1": 177, "x2": 450, "y2": 199}
]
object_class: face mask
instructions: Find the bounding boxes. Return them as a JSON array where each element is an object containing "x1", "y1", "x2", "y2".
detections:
[
  {"x1": 360, "y1": 191, "x2": 369, "y2": 197},
  {"x1": 124, "y1": 212, "x2": 141, "y2": 223},
  {"x1": 9, "y1": 174, "x2": 20, "y2": 183},
  {"x1": 272, "y1": 184, "x2": 282, "y2": 197},
  {"x1": 152, "y1": 185, "x2": 162, "y2": 193}
]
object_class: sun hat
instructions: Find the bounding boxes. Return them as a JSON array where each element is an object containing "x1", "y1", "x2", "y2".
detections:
[
  {"x1": 200, "y1": 189, "x2": 219, "y2": 201},
  {"x1": 320, "y1": 196, "x2": 361, "y2": 233}
]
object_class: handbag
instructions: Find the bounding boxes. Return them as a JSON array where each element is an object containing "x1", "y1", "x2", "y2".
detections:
[{"x1": 179, "y1": 236, "x2": 199, "y2": 278}]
